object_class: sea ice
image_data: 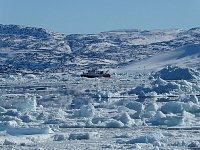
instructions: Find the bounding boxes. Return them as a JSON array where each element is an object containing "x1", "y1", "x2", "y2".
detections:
[
  {"x1": 126, "y1": 133, "x2": 163, "y2": 144},
  {"x1": 0, "y1": 94, "x2": 37, "y2": 112},
  {"x1": 126, "y1": 101, "x2": 144, "y2": 113},
  {"x1": 71, "y1": 98, "x2": 89, "y2": 109},
  {"x1": 53, "y1": 133, "x2": 68, "y2": 141},
  {"x1": 104, "y1": 119, "x2": 124, "y2": 128},
  {"x1": 0, "y1": 106, "x2": 7, "y2": 113},
  {"x1": 15, "y1": 94, "x2": 37, "y2": 112},
  {"x1": 76, "y1": 104, "x2": 95, "y2": 118},
  {"x1": 127, "y1": 78, "x2": 181, "y2": 97},
  {"x1": 151, "y1": 111, "x2": 183, "y2": 126},
  {"x1": 68, "y1": 132, "x2": 99, "y2": 140},
  {"x1": 188, "y1": 141, "x2": 200, "y2": 148},
  {"x1": 3, "y1": 139, "x2": 17, "y2": 145},
  {"x1": 0, "y1": 120, "x2": 18, "y2": 131},
  {"x1": 6, "y1": 126, "x2": 53, "y2": 136},
  {"x1": 161, "y1": 102, "x2": 183, "y2": 114},
  {"x1": 114, "y1": 112, "x2": 135, "y2": 126},
  {"x1": 23, "y1": 74, "x2": 37, "y2": 80}
]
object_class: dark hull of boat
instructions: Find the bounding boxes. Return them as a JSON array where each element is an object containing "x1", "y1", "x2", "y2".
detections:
[{"x1": 81, "y1": 74, "x2": 111, "y2": 78}]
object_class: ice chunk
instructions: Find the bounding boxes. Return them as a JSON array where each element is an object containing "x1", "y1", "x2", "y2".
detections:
[
  {"x1": 53, "y1": 134, "x2": 67, "y2": 141},
  {"x1": 20, "y1": 115, "x2": 34, "y2": 123},
  {"x1": 0, "y1": 94, "x2": 37, "y2": 112},
  {"x1": 44, "y1": 118, "x2": 65, "y2": 124},
  {"x1": 15, "y1": 94, "x2": 37, "y2": 112},
  {"x1": 126, "y1": 101, "x2": 144, "y2": 113},
  {"x1": 151, "y1": 111, "x2": 166, "y2": 125},
  {"x1": 163, "y1": 115, "x2": 183, "y2": 126},
  {"x1": 127, "y1": 135, "x2": 158, "y2": 144},
  {"x1": 93, "y1": 90, "x2": 120, "y2": 102},
  {"x1": 7, "y1": 75, "x2": 17, "y2": 81},
  {"x1": 56, "y1": 108, "x2": 67, "y2": 119},
  {"x1": 68, "y1": 132, "x2": 99, "y2": 140},
  {"x1": 104, "y1": 119, "x2": 124, "y2": 128},
  {"x1": 71, "y1": 98, "x2": 89, "y2": 109},
  {"x1": 182, "y1": 111, "x2": 195, "y2": 125},
  {"x1": 151, "y1": 111, "x2": 183, "y2": 126},
  {"x1": 0, "y1": 120, "x2": 18, "y2": 131},
  {"x1": 6, "y1": 126, "x2": 53, "y2": 136},
  {"x1": 152, "y1": 77, "x2": 168, "y2": 85},
  {"x1": 190, "y1": 95, "x2": 199, "y2": 104},
  {"x1": 3, "y1": 139, "x2": 16, "y2": 145},
  {"x1": 127, "y1": 77, "x2": 181, "y2": 96},
  {"x1": 23, "y1": 74, "x2": 37, "y2": 80},
  {"x1": 114, "y1": 112, "x2": 135, "y2": 126},
  {"x1": 145, "y1": 91, "x2": 158, "y2": 97},
  {"x1": 154, "y1": 82, "x2": 180, "y2": 94},
  {"x1": 117, "y1": 106, "x2": 130, "y2": 113},
  {"x1": 143, "y1": 110, "x2": 157, "y2": 118},
  {"x1": 161, "y1": 102, "x2": 183, "y2": 114},
  {"x1": 0, "y1": 106, "x2": 7, "y2": 113},
  {"x1": 5, "y1": 109, "x2": 20, "y2": 116},
  {"x1": 145, "y1": 102, "x2": 159, "y2": 112},
  {"x1": 188, "y1": 141, "x2": 200, "y2": 148},
  {"x1": 128, "y1": 85, "x2": 151, "y2": 96},
  {"x1": 93, "y1": 90, "x2": 109, "y2": 102},
  {"x1": 182, "y1": 101, "x2": 200, "y2": 113},
  {"x1": 179, "y1": 80, "x2": 193, "y2": 93},
  {"x1": 78, "y1": 104, "x2": 95, "y2": 118}
]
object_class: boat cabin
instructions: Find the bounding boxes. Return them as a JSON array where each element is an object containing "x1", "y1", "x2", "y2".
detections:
[{"x1": 81, "y1": 69, "x2": 111, "y2": 78}]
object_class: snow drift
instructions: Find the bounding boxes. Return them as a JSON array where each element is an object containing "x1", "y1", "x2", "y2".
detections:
[
  {"x1": 154, "y1": 66, "x2": 200, "y2": 80},
  {"x1": 120, "y1": 44, "x2": 200, "y2": 72}
]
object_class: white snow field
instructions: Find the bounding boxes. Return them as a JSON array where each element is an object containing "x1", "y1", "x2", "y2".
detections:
[
  {"x1": 1, "y1": 44, "x2": 200, "y2": 149},
  {"x1": 120, "y1": 44, "x2": 200, "y2": 73}
]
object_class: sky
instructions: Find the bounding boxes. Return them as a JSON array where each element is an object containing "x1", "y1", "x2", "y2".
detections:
[{"x1": 0, "y1": 0, "x2": 200, "y2": 35}]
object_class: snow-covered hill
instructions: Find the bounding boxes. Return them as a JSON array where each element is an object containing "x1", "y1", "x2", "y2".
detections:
[
  {"x1": 1, "y1": 24, "x2": 200, "y2": 73},
  {"x1": 0, "y1": 24, "x2": 71, "y2": 51},
  {"x1": 119, "y1": 44, "x2": 200, "y2": 73}
]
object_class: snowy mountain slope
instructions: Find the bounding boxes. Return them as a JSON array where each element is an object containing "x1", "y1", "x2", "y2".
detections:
[
  {"x1": 119, "y1": 44, "x2": 200, "y2": 73},
  {"x1": 0, "y1": 24, "x2": 73, "y2": 73},
  {"x1": 101, "y1": 28, "x2": 184, "y2": 45},
  {"x1": 1, "y1": 24, "x2": 200, "y2": 73},
  {"x1": 65, "y1": 29, "x2": 184, "y2": 64},
  {"x1": 65, "y1": 28, "x2": 200, "y2": 69},
  {"x1": 0, "y1": 24, "x2": 71, "y2": 52}
]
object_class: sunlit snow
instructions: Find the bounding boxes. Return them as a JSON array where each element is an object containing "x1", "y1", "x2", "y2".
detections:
[{"x1": 1, "y1": 26, "x2": 200, "y2": 149}]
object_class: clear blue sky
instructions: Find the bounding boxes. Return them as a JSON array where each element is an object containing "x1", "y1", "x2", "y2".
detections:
[{"x1": 0, "y1": 0, "x2": 200, "y2": 34}]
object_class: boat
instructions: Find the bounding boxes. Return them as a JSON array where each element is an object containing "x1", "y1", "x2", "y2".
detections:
[{"x1": 81, "y1": 69, "x2": 111, "y2": 78}]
